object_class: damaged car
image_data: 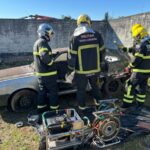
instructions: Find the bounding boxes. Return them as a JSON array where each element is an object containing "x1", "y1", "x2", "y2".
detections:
[{"x1": 0, "y1": 48, "x2": 126, "y2": 112}]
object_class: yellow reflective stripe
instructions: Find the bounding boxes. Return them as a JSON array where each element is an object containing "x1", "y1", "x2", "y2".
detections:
[
  {"x1": 123, "y1": 98, "x2": 133, "y2": 103},
  {"x1": 69, "y1": 49, "x2": 77, "y2": 55},
  {"x1": 135, "y1": 53, "x2": 150, "y2": 59},
  {"x1": 33, "y1": 51, "x2": 52, "y2": 56},
  {"x1": 100, "y1": 45, "x2": 105, "y2": 51},
  {"x1": 128, "y1": 63, "x2": 135, "y2": 67},
  {"x1": 37, "y1": 105, "x2": 47, "y2": 109},
  {"x1": 127, "y1": 85, "x2": 132, "y2": 96},
  {"x1": 94, "y1": 99, "x2": 100, "y2": 106},
  {"x1": 78, "y1": 47, "x2": 83, "y2": 71},
  {"x1": 33, "y1": 52, "x2": 40, "y2": 56},
  {"x1": 76, "y1": 69, "x2": 100, "y2": 74},
  {"x1": 124, "y1": 94, "x2": 134, "y2": 99},
  {"x1": 49, "y1": 52, "x2": 52, "y2": 55},
  {"x1": 50, "y1": 105, "x2": 59, "y2": 110},
  {"x1": 142, "y1": 56, "x2": 150, "y2": 59},
  {"x1": 78, "y1": 106, "x2": 87, "y2": 110},
  {"x1": 48, "y1": 60, "x2": 54, "y2": 66},
  {"x1": 61, "y1": 122, "x2": 65, "y2": 128},
  {"x1": 39, "y1": 47, "x2": 48, "y2": 53},
  {"x1": 35, "y1": 71, "x2": 57, "y2": 76},
  {"x1": 134, "y1": 52, "x2": 143, "y2": 57},
  {"x1": 78, "y1": 44, "x2": 100, "y2": 73},
  {"x1": 136, "y1": 98, "x2": 145, "y2": 103},
  {"x1": 133, "y1": 69, "x2": 150, "y2": 73},
  {"x1": 147, "y1": 78, "x2": 150, "y2": 86},
  {"x1": 136, "y1": 94, "x2": 146, "y2": 98}
]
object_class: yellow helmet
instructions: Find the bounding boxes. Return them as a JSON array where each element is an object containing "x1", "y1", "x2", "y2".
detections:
[
  {"x1": 77, "y1": 14, "x2": 91, "y2": 26},
  {"x1": 131, "y1": 24, "x2": 148, "y2": 39}
]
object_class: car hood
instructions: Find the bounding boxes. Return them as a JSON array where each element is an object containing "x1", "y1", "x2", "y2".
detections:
[{"x1": 0, "y1": 65, "x2": 34, "y2": 81}]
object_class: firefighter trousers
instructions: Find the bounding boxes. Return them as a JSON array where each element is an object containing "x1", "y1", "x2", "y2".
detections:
[
  {"x1": 123, "y1": 72, "x2": 149, "y2": 105},
  {"x1": 37, "y1": 75, "x2": 59, "y2": 113},
  {"x1": 75, "y1": 74, "x2": 101, "y2": 107}
]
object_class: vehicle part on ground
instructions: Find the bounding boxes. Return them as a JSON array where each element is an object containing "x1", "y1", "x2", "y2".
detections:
[
  {"x1": 15, "y1": 121, "x2": 24, "y2": 128},
  {"x1": 0, "y1": 48, "x2": 130, "y2": 110},
  {"x1": 11, "y1": 89, "x2": 37, "y2": 112},
  {"x1": 103, "y1": 77, "x2": 123, "y2": 97},
  {"x1": 92, "y1": 135, "x2": 121, "y2": 149},
  {"x1": 90, "y1": 103, "x2": 121, "y2": 148},
  {"x1": 28, "y1": 98, "x2": 150, "y2": 150}
]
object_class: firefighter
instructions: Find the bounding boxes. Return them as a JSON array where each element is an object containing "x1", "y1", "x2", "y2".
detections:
[
  {"x1": 33, "y1": 23, "x2": 59, "y2": 113},
  {"x1": 67, "y1": 14, "x2": 106, "y2": 110},
  {"x1": 121, "y1": 24, "x2": 150, "y2": 109}
]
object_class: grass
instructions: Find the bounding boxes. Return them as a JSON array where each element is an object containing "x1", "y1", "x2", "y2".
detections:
[{"x1": 0, "y1": 109, "x2": 40, "y2": 150}]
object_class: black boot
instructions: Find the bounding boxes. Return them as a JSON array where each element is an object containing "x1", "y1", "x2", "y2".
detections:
[
  {"x1": 136, "y1": 102, "x2": 144, "y2": 107},
  {"x1": 136, "y1": 102, "x2": 144, "y2": 111},
  {"x1": 120, "y1": 102, "x2": 132, "y2": 111}
]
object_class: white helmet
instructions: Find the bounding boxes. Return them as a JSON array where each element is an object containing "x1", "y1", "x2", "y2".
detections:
[{"x1": 37, "y1": 23, "x2": 54, "y2": 39}]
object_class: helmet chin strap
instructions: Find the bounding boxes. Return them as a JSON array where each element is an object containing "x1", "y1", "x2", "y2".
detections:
[
  {"x1": 133, "y1": 35, "x2": 141, "y2": 43},
  {"x1": 45, "y1": 34, "x2": 50, "y2": 41}
]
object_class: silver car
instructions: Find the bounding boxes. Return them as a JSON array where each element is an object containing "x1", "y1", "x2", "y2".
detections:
[{"x1": 0, "y1": 48, "x2": 124, "y2": 112}]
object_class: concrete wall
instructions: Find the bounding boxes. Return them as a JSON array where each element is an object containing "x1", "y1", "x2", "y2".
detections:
[
  {"x1": 107, "y1": 12, "x2": 150, "y2": 49},
  {"x1": 0, "y1": 19, "x2": 106, "y2": 53},
  {"x1": 0, "y1": 12, "x2": 150, "y2": 54}
]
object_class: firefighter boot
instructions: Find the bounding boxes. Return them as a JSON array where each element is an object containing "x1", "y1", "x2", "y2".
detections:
[{"x1": 120, "y1": 102, "x2": 133, "y2": 111}]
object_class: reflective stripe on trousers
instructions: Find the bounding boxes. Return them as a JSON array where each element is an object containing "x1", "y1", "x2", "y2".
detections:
[
  {"x1": 136, "y1": 94, "x2": 146, "y2": 103},
  {"x1": 123, "y1": 85, "x2": 134, "y2": 103}
]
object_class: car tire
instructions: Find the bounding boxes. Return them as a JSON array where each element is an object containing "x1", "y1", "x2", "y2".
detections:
[
  {"x1": 11, "y1": 89, "x2": 37, "y2": 112},
  {"x1": 103, "y1": 77, "x2": 123, "y2": 97}
]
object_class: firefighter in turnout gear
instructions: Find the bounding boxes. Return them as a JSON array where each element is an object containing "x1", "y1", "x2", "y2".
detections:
[
  {"x1": 33, "y1": 23, "x2": 59, "y2": 113},
  {"x1": 121, "y1": 24, "x2": 150, "y2": 109},
  {"x1": 67, "y1": 14, "x2": 106, "y2": 110}
]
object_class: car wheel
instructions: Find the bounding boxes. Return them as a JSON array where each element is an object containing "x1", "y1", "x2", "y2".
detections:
[
  {"x1": 11, "y1": 90, "x2": 37, "y2": 112},
  {"x1": 103, "y1": 77, "x2": 123, "y2": 97}
]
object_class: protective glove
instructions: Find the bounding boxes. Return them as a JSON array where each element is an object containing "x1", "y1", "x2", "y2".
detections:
[
  {"x1": 124, "y1": 66, "x2": 131, "y2": 74},
  {"x1": 65, "y1": 67, "x2": 75, "y2": 83},
  {"x1": 53, "y1": 51, "x2": 60, "y2": 60},
  {"x1": 65, "y1": 71, "x2": 75, "y2": 84}
]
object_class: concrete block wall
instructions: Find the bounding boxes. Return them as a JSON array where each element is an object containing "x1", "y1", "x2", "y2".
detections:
[
  {"x1": 0, "y1": 19, "x2": 106, "y2": 54},
  {"x1": 0, "y1": 12, "x2": 150, "y2": 54},
  {"x1": 107, "y1": 12, "x2": 150, "y2": 49}
]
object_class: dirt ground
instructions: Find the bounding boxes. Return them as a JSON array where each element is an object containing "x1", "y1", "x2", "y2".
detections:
[{"x1": 0, "y1": 94, "x2": 150, "y2": 150}]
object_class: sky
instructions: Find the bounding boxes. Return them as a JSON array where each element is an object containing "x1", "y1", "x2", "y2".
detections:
[{"x1": 0, "y1": 0, "x2": 150, "y2": 20}]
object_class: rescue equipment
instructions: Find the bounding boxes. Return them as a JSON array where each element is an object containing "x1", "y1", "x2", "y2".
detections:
[
  {"x1": 42, "y1": 109, "x2": 85, "y2": 150},
  {"x1": 28, "y1": 99, "x2": 150, "y2": 150}
]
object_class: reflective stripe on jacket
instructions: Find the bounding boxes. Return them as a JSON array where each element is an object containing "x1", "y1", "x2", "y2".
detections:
[
  {"x1": 67, "y1": 26, "x2": 105, "y2": 75},
  {"x1": 129, "y1": 37, "x2": 150, "y2": 73},
  {"x1": 33, "y1": 37, "x2": 57, "y2": 76}
]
